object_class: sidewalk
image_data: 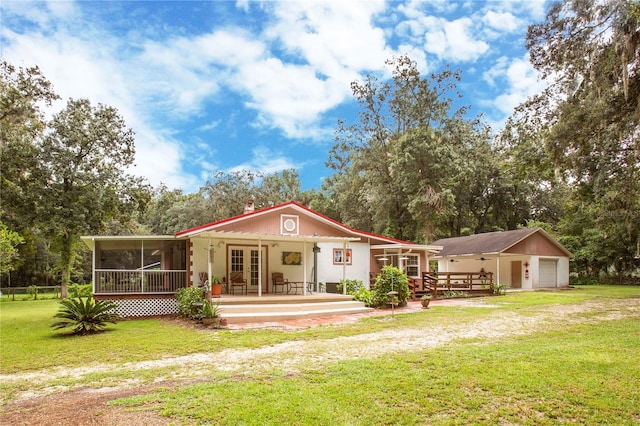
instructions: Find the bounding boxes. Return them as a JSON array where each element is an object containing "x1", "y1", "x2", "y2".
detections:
[{"x1": 226, "y1": 299, "x2": 482, "y2": 330}]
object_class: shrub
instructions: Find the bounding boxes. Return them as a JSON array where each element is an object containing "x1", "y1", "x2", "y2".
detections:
[
  {"x1": 176, "y1": 286, "x2": 205, "y2": 319},
  {"x1": 372, "y1": 266, "x2": 410, "y2": 308},
  {"x1": 492, "y1": 282, "x2": 507, "y2": 295},
  {"x1": 337, "y1": 279, "x2": 364, "y2": 294},
  {"x1": 27, "y1": 285, "x2": 39, "y2": 300},
  {"x1": 69, "y1": 283, "x2": 92, "y2": 298},
  {"x1": 51, "y1": 297, "x2": 120, "y2": 335},
  {"x1": 351, "y1": 287, "x2": 375, "y2": 307}
]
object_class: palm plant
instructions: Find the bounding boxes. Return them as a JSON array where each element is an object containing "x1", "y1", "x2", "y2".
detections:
[{"x1": 51, "y1": 297, "x2": 120, "y2": 335}]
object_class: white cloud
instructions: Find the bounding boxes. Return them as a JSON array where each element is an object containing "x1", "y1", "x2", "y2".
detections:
[
  {"x1": 422, "y1": 17, "x2": 489, "y2": 62},
  {"x1": 229, "y1": 146, "x2": 299, "y2": 175},
  {"x1": 483, "y1": 10, "x2": 520, "y2": 32},
  {"x1": 197, "y1": 120, "x2": 222, "y2": 132},
  {"x1": 394, "y1": 4, "x2": 490, "y2": 64},
  {"x1": 244, "y1": 0, "x2": 393, "y2": 138},
  {"x1": 238, "y1": 58, "x2": 345, "y2": 138},
  {"x1": 483, "y1": 54, "x2": 547, "y2": 117}
]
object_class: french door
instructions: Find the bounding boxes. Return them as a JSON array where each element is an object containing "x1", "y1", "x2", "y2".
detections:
[{"x1": 228, "y1": 246, "x2": 267, "y2": 293}]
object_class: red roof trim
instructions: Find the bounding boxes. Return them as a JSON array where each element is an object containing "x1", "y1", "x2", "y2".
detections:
[
  {"x1": 175, "y1": 202, "x2": 295, "y2": 237},
  {"x1": 175, "y1": 200, "x2": 413, "y2": 244}
]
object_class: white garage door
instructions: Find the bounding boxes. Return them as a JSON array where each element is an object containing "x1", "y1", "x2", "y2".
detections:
[{"x1": 539, "y1": 259, "x2": 557, "y2": 288}]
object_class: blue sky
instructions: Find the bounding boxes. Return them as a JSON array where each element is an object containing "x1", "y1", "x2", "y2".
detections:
[{"x1": 1, "y1": 0, "x2": 549, "y2": 193}]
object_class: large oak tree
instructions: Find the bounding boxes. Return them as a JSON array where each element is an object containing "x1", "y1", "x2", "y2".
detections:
[
  {"x1": 512, "y1": 0, "x2": 640, "y2": 276},
  {"x1": 39, "y1": 98, "x2": 150, "y2": 297}
]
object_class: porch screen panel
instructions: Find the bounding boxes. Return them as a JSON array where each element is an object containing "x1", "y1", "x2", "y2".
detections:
[
  {"x1": 94, "y1": 239, "x2": 187, "y2": 295},
  {"x1": 95, "y1": 240, "x2": 142, "y2": 294},
  {"x1": 143, "y1": 240, "x2": 187, "y2": 292}
]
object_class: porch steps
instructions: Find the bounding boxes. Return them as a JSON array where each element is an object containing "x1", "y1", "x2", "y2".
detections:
[{"x1": 218, "y1": 300, "x2": 373, "y2": 324}]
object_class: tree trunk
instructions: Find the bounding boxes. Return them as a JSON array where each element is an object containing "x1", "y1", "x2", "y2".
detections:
[{"x1": 59, "y1": 234, "x2": 77, "y2": 299}]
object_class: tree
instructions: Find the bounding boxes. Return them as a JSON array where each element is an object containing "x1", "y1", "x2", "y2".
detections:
[
  {"x1": 39, "y1": 98, "x2": 151, "y2": 298},
  {"x1": 0, "y1": 61, "x2": 59, "y2": 232},
  {"x1": 200, "y1": 169, "x2": 302, "y2": 220},
  {"x1": 321, "y1": 55, "x2": 507, "y2": 242},
  {"x1": 1, "y1": 62, "x2": 61, "y2": 288},
  {"x1": 519, "y1": 0, "x2": 640, "y2": 277},
  {"x1": 0, "y1": 221, "x2": 25, "y2": 275}
]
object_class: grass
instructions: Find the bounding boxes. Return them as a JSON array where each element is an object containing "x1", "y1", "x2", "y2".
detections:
[
  {"x1": 1, "y1": 286, "x2": 639, "y2": 424},
  {"x1": 1, "y1": 286, "x2": 638, "y2": 373},
  {"x1": 112, "y1": 315, "x2": 640, "y2": 425}
]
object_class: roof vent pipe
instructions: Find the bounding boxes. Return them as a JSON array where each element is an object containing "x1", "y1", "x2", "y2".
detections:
[{"x1": 244, "y1": 201, "x2": 255, "y2": 214}]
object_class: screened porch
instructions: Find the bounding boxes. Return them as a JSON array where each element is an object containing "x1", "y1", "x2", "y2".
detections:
[{"x1": 91, "y1": 238, "x2": 188, "y2": 295}]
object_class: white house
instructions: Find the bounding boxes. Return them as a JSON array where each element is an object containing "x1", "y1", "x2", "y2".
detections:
[{"x1": 82, "y1": 201, "x2": 441, "y2": 317}]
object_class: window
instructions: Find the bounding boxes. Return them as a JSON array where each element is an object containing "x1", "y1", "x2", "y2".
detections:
[
  {"x1": 404, "y1": 254, "x2": 419, "y2": 277},
  {"x1": 333, "y1": 248, "x2": 352, "y2": 265}
]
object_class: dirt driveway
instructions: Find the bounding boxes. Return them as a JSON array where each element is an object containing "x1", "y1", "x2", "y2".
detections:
[{"x1": 1, "y1": 298, "x2": 638, "y2": 425}]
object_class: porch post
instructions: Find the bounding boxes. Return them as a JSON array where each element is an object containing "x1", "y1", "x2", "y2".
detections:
[
  {"x1": 258, "y1": 238, "x2": 263, "y2": 297},
  {"x1": 303, "y1": 240, "x2": 308, "y2": 296},
  {"x1": 141, "y1": 240, "x2": 145, "y2": 293},
  {"x1": 91, "y1": 238, "x2": 96, "y2": 294},
  {"x1": 342, "y1": 241, "x2": 347, "y2": 294},
  {"x1": 496, "y1": 255, "x2": 501, "y2": 287},
  {"x1": 207, "y1": 238, "x2": 212, "y2": 289}
]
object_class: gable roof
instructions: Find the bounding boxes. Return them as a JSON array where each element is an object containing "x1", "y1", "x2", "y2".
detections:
[
  {"x1": 175, "y1": 201, "x2": 438, "y2": 251},
  {"x1": 431, "y1": 227, "x2": 572, "y2": 257}
]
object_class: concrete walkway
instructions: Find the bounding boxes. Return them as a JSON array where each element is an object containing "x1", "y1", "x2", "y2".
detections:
[{"x1": 226, "y1": 298, "x2": 480, "y2": 330}]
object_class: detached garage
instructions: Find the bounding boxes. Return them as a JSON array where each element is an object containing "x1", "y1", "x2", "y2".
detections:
[{"x1": 431, "y1": 227, "x2": 573, "y2": 290}]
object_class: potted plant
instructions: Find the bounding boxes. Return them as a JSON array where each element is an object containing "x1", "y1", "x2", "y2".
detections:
[
  {"x1": 210, "y1": 276, "x2": 223, "y2": 298},
  {"x1": 200, "y1": 300, "x2": 221, "y2": 327},
  {"x1": 420, "y1": 294, "x2": 432, "y2": 308}
]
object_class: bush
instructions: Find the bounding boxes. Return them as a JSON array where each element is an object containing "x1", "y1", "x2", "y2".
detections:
[
  {"x1": 337, "y1": 279, "x2": 364, "y2": 294},
  {"x1": 570, "y1": 275, "x2": 601, "y2": 286},
  {"x1": 176, "y1": 286, "x2": 206, "y2": 319},
  {"x1": 351, "y1": 287, "x2": 375, "y2": 307},
  {"x1": 372, "y1": 266, "x2": 410, "y2": 308},
  {"x1": 51, "y1": 297, "x2": 120, "y2": 335},
  {"x1": 69, "y1": 283, "x2": 92, "y2": 298},
  {"x1": 492, "y1": 283, "x2": 507, "y2": 295},
  {"x1": 27, "y1": 285, "x2": 39, "y2": 300}
]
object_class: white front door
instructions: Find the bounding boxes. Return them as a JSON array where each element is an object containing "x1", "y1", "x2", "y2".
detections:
[{"x1": 228, "y1": 246, "x2": 267, "y2": 293}]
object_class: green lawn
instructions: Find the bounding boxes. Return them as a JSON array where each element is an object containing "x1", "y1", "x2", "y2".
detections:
[
  {"x1": 121, "y1": 318, "x2": 638, "y2": 425},
  {"x1": 1, "y1": 286, "x2": 639, "y2": 424}
]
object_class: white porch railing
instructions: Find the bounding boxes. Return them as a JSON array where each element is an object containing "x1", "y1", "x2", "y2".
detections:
[{"x1": 94, "y1": 270, "x2": 187, "y2": 294}]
